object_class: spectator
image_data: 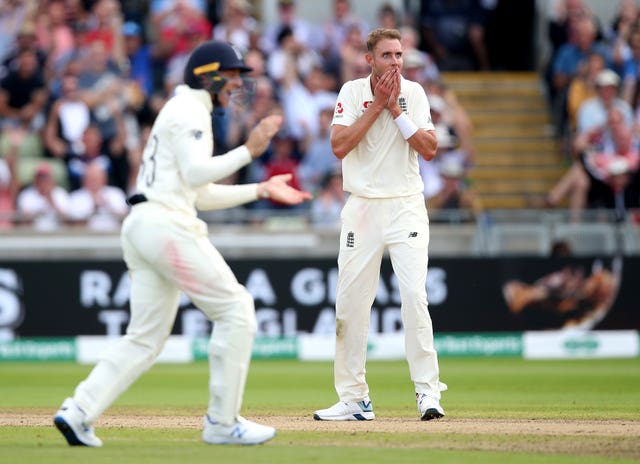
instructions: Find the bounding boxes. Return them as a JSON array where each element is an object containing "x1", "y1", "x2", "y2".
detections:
[
  {"x1": 257, "y1": 133, "x2": 305, "y2": 211},
  {"x1": 419, "y1": 0, "x2": 490, "y2": 71},
  {"x1": 575, "y1": 69, "x2": 633, "y2": 137},
  {"x1": 260, "y1": 0, "x2": 322, "y2": 56},
  {"x1": 321, "y1": 0, "x2": 368, "y2": 73},
  {"x1": 16, "y1": 161, "x2": 71, "y2": 231},
  {"x1": 551, "y1": 13, "x2": 610, "y2": 140},
  {"x1": 400, "y1": 25, "x2": 440, "y2": 84},
  {"x1": 2, "y1": 21, "x2": 47, "y2": 78},
  {"x1": 310, "y1": 167, "x2": 347, "y2": 228},
  {"x1": 68, "y1": 161, "x2": 129, "y2": 231},
  {"x1": 122, "y1": 21, "x2": 154, "y2": 99},
  {"x1": 35, "y1": 0, "x2": 75, "y2": 73},
  {"x1": 265, "y1": 25, "x2": 322, "y2": 90},
  {"x1": 0, "y1": 0, "x2": 33, "y2": 72},
  {"x1": 163, "y1": 23, "x2": 209, "y2": 95},
  {"x1": 0, "y1": 47, "x2": 48, "y2": 133},
  {"x1": 43, "y1": 71, "x2": 91, "y2": 163},
  {"x1": 83, "y1": 0, "x2": 126, "y2": 68},
  {"x1": 565, "y1": 51, "x2": 605, "y2": 134},
  {"x1": 0, "y1": 128, "x2": 21, "y2": 229},
  {"x1": 377, "y1": 3, "x2": 400, "y2": 30},
  {"x1": 66, "y1": 124, "x2": 114, "y2": 192},
  {"x1": 212, "y1": 0, "x2": 259, "y2": 55},
  {"x1": 299, "y1": 105, "x2": 340, "y2": 194},
  {"x1": 427, "y1": 157, "x2": 483, "y2": 221}
]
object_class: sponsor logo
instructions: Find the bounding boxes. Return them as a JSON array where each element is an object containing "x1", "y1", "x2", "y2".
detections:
[
  {"x1": 399, "y1": 97, "x2": 407, "y2": 113},
  {"x1": 408, "y1": 232, "x2": 418, "y2": 238},
  {"x1": 335, "y1": 102, "x2": 344, "y2": 114}
]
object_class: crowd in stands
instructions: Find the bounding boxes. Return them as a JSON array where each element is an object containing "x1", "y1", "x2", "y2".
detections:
[
  {"x1": 544, "y1": 0, "x2": 640, "y2": 221},
  {"x1": 4, "y1": 0, "x2": 597, "y2": 233}
]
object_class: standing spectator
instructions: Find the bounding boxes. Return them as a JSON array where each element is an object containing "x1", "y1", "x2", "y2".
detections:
[
  {"x1": 565, "y1": 51, "x2": 605, "y2": 134},
  {"x1": 400, "y1": 25, "x2": 440, "y2": 84},
  {"x1": 68, "y1": 161, "x2": 129, "y2": 231},
  {"x1": 43, "y1": 71, "x2": 91, "y2": 162},
  {"x1": 0, "y1": 0, "x2": 33, "y2": 72},
  {"x1": 258, "y1": 133, "x2": 305, "y2": 211},
  {"x1": 321, "y1": 0, "x2": 369, "y2": 72},
  {"x1": 2, "y1": 21, "x2": 47, "y2": 78},
  {"x1": 35, "y1": 0, "x2": 75, "y2": 73},
  {"x1": 260, "y1": 0, "x2": 322, "y2": 56},
  {"x1": 16, "y1": 161, "x2": 71, "y2": 231},
  {"x1": 313, "y1": 28, "x2": 446, "y2": 422}
]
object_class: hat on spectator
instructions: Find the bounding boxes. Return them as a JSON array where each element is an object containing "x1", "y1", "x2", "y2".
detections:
[
  {"x1": 122, "y1": 21, "x2": 142, "y2": 37},
  {"x1": 440, "y1": 158, "x2": 465, "y2": 179},
  {"x1": 403, "y1": 49, "x2": 426, "y2": 69},
  {"x1": 595, "y1": 69, "x2": 620, "y2": 87}
]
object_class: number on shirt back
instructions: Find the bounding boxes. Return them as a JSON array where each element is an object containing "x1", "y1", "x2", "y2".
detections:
[{"x1": 139, "y1": 134, "x2": 158, "y2": 187}]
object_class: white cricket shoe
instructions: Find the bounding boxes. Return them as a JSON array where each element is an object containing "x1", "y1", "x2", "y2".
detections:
[
  {"x1": 202, "y1": 415, "x2": 276, "y2": 445},
  {"x1": 53, "y1": 397, "x2": 103, "y2": 447},
  {"x1": 416, "y1": 392, "x2": 445, "y2": 421},
  {"x1": 313, "y1": 397, "x2": 375, "y2": 421}
]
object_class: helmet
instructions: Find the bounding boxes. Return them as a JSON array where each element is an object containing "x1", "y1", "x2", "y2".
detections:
[{"x1": 183, "y1": 40, "x2": 253, "y2": 93}]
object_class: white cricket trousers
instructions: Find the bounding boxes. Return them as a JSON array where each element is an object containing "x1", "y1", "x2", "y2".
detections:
[
  {"x1": 73, "y1": 203, "x2": 256, "y2": 426},
  {"x1": 334, "y1": 193, "x2": 441, "y2": 402}
]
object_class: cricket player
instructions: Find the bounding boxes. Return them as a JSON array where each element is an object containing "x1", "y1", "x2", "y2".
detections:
[
  {"x1": 53, "y1": 40, "x2": 311, "y2": 447},
  {"x1": 313, "y1": 28, "x2": 446, "y2": 421}
]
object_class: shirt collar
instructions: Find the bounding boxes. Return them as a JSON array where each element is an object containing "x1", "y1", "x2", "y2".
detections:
[{"x1": 175, "y1": 85, "x2": 213, "y2": 112}]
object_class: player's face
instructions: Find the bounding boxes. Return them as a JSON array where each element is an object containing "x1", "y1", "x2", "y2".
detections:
[
  {"x1": 215, "y1": 69, "x2": 243, "y2": 107},
  {"x1": 368, "y1": 38, "x2": 403, "y2": 79}
]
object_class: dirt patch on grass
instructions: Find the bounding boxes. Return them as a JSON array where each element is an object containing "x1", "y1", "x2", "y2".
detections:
[{"x1": 4, "y1": 412, "x2": 639, "y2": 459}]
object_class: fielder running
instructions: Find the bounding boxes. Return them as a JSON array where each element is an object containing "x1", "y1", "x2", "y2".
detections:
[
  {"x1": 313, "y1": 28, "x2": 446, "y2": 422},
  {"x1": 54, "y1": 40, "x2": 311, "y2": 447}
]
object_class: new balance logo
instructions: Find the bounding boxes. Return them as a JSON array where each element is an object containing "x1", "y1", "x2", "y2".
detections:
[
  {"x1": 231, "y1": 425, "x2": 247, "y2": 439},
  {"x1": 408, "y1": 232, "x2": 418, "y2": 238},
  {"x1": 346, "y1": 231, "x2": 355, "y2": 248}
]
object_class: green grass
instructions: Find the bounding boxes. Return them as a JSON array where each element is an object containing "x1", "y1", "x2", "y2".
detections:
[{"x1": 1, "y1": 358, "x2": 639, "y2": 463}]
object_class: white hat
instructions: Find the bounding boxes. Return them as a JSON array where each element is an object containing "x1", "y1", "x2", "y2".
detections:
[
  {"x1": 595, "y1": 69, "x2": 620, "y2": 87},
  {"x1": 403, "y1": 49, "x2": 427, "y2": 69}
]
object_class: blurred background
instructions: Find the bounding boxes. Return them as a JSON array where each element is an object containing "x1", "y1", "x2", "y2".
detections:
[{"x1": 0, "y1": 0, "x2": 638, "y2": 360}]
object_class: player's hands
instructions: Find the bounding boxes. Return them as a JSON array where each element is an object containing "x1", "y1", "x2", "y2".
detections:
[
  {"x1": 245, "y1": 115, "x2": 283, "y2": 158},
  {"x1": 257, "y1": 174, "x2": 313, "y2": 204},
  {"x1": 387, "y1": 68, "x2": 401, "y2": 114}
]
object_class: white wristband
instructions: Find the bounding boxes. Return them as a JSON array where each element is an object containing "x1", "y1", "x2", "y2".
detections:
[{"x1": 394, "y1": 113, "x2": 419, "y2": 140}]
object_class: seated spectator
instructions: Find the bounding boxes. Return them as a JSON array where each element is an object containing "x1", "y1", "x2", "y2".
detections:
[
  {"x1": 299, "y1": 105, "x2": 340, "y2": 194},
  {"x1": 16, "y1": 161, "x2": 71, "y2": 231},
  {"x1": 66, "y1": 124, "x2": 113, "y2": 191},
  {"x1": 400, "y1": 25, "x2": 439, "y2": 84},
  {"x1": 2, "y1": 21, "x2": 47, "y2": 78},
  {"x1": 427, "y1": 157, "x2": 483, "y2": 221},
  {"x1": 310, "y1": 167, "x2": 347, "y2": 228},
  {"x1": 68, "y1": 161, "x2": 128, "y2": 231},
  {"x1": 122, "y1": 21, "x2": 154, "y2": 100},
  {"x1": 0, "y1": 129, "x2": 21, "y2": 229},
  {"x1": 575, "y1": 69, "x2": 633, "y2": 137},
  {"x1": 565, "y1": 51, "x2": 606, "y2": 135},
  {"x1": 0, "y1": 47, "x2": 48, "y2": 135},
  {"x1": 261, "y1": 0, "x2": 322, "y2": 56}
]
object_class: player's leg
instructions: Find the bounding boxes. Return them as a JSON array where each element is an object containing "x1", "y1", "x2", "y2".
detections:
[
  {"x1": 334, "y1": 196, "x2": 385, "y2": 401},
  {"x1": 72, "y1": 267, "x2": 180, "y2": 424},
  {"x1": 387, "y1": 194, "x2": 444, "y2": 419}
]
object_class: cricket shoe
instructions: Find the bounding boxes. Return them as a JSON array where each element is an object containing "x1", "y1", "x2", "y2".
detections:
[
  {"x1": 313, "y1": 397, "x2": 375, "y2": 421},
  {"x1": 202, "y1": 415, "x2": 276, "y2": 445},
  {"x1": 53, "y1": 397, "x2": 103, "y2": 447},
  {"x1": 416, "y1": 392, "x2": 445, "y2": 421}
]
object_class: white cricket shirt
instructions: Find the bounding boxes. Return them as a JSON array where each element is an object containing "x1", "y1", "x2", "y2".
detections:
[{"x1": 332, "y1": 75, "x2": 435, "y2": 198}]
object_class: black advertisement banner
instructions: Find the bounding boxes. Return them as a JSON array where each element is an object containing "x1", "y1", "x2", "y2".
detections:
[{"x1": 0, "y1": 256, "x2": 637, "y2": 338}]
